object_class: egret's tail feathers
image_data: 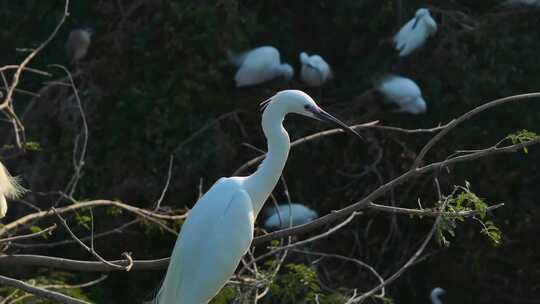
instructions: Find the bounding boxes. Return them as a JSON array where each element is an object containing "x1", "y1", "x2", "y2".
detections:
[{"x1": 0, "y1": 162, "x2": 26, "y2": 200}]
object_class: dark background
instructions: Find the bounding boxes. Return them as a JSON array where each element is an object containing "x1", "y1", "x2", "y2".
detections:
[{"x1": 1, "y1": 0, "x2": 539, "y2": 303}]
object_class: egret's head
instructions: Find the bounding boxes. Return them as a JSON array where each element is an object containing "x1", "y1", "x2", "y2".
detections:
[
  {"x1": 412, "y1": 97, "x2": 427, "y2": 114},
  {"x1": 430, "y1": 287, "x2": 446, "y2": 299},
  {"x1": 413, "y1": 8, "x2": 431, "y2": 28},
  {"x1": 299, "y1": 52, "x2": 309, "y2": 65},
  {"x1": 261, "y1": 90, "x2": 363, "y2": 140},
  {"x1": 278, "y1": 63, "x2": 294, "y2": 81}
]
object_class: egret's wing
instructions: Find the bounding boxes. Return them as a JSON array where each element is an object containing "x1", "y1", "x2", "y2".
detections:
[
  {"x1": 235, "y1": 47, "x2": 280, "y2": 86},
  {"x1": 393, "y1": 19, "x2": 415, "y2": 51},
  {"x1": 157, "y1": 179, "x2": 254, "y2": 303}
]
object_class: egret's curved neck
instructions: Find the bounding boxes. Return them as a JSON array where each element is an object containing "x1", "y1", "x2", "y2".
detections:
[{"x1": 244, "y1": 103, "x2": 290, "y2": 216}]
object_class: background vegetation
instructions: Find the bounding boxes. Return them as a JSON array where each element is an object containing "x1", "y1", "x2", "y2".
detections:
[{"x1": 1, "y1": 0, "x2": 539, "y2": 303}]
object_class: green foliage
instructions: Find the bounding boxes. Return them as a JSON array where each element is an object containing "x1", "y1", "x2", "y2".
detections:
[
  {"x1": 436, "y1": 182, "x2": 502, "y2": 247},
  {"x1": 210, "y1": 286, "x2": 238, "y2": 304},
  {"x1": 266, "y1": 263, "x2": 321, "y2": 303},
  {"x1": 74, "y1": 213, "x2": 91, "y2": 230},
  {"x1": 29, "y1": 225, "x2": 49, "y2": 239},
  {"x1": 507, "y1": 129, "x2": 538, "y2": 153},
  {"x1": 140, "y1": 218, "x2": 168, "y2": 236},
  {"x1": 106, "y1": 206, "x2": 123, "y2": 216}
]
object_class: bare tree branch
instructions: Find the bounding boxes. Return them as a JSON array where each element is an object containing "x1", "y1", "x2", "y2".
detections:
[{"x1": 0, "y1": 274, "x2": 90, "y2": 304}]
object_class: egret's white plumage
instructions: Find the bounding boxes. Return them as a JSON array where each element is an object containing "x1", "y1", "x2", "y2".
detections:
[
  {"x1": 264, "y1": 203, "x2": 318, "y2": 230},
  {"x1": 65, "y1": 28, "x2": 94, "y2": 64},
  {"x1": 377, "y1": 75, "x2": 427, "y2": 114},
  {"x1": 430, "y1": 287, "x2": 446, "y2": 304},
  {"x1": 394, "y1": 8, "x2": 437, "y2": 57},
  {"x1": 229, "y1": 46, "x2": 293, "y2": 87},
  {"x1": 299, "y1": 52, "x2": 332, "y2": 87},
  {"x1": 0, "y1": 162, "x2": 25, "y2": 218},
  {"x1": 154, "y1": 90, "x2": 361, "y2": 304}
]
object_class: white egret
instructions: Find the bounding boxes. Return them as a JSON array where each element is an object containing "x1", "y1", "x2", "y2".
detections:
[
  {"x1": 394, "y1": 8, "x2": 437, "y2": 57},
  {"x1": 65, "y1": 28, "x2": 94, "y2": 64},
  {"x1": 264, "y1": 203, "x2": 318, "y2": 230},
  {"x1": 430, "y1": 287, "x2": 446, "y2": 304},
  {"x1": 299, "y1": 52, "x2": 332, "y2": 87},
  {"x1": 376, "y1": 75, "x2": 427, "y2": 114},
  {"x1": 0, "y1": 162, "x2": 25, "y2": 219},
  {"x1": 229, "y1": 46, "x2": 293, "y2": 87},
  {"x1": 154, "y1": 90, "x2": 361, "y2": 304}
]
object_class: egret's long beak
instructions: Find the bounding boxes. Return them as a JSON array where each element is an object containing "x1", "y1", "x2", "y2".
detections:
[
  {"x1": 309, "y1": 108, "x2": 364, "y2": 140},
  {"x1": 412, "y1": 16, "x2": 421, "y2": 29}
]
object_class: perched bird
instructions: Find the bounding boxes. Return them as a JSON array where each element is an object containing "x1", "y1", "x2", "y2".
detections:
[
  {"x1": 65, "y1": 28, "x2": 94, "y2": 64},
  {"x1": 229, "y1": 46, "x2": 293, "y2": 87},
  {"x1": 154, "y1": 90, "x2": 362, "y2": 304},
  {"x1": 376, "y1": 75, "x2": 427, "y2": 114},
  {"x1": 264, "y1": 203, "x2": 318, "y2": 230},
  {"x1": 299, "y1": 52, "x2": 332, "y2": 87},
  {"x1": 430, "y1": 287, "x2": 446, "y2": 304},
  {"x1": 0, "y1": 162, "x2": 25, "y2": 218},
  {"x1": 394, "y1": 8, "x2": 437, "y2": 57}
]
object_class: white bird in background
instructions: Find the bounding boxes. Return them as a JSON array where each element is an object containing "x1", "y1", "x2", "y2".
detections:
[
  {"x1": 299, "y1": 52, "x2": 333, "y2": 87},
  {"x1": 229, "y1": 46, "x2": 294, "y2": 87},
  {"x1": 0, "y1": 162, "x2": 25, "y2": 219},
  {"x1": 376, "y1": 75, "x2": 427, "y2": 114},
  {"x1": 154, "y1": 90, "x2": 362, "y2": 304},
  {"x1": 394, "y1": 8, "x2": 437, "y2": 57},
  {"x1": 264, "y1": 203, "x2": 318, "y2": 230},
  {"x1": 430, "y1": 287, "x2": 446, "y2": 304},
  {"x1": 65, "y1": 28, "x2": 94, "y2": 64}
]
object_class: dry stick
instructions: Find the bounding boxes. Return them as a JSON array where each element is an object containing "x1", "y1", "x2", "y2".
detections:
[
  {"x1": 253, "y1": 137, "x2": 539, "y2": 246},
  {"x1": 232, "y1": 120, "x2": 453, "y2": 176},
  {"x1": 367, "y1": 201, "x2": 505, "y2": 217},
  {"x1": 49, "y1": 65, "x2": 89, "y2": 199},
  {"x1": 0, "y1": 200, "x2": 186, "y2": 237},
  {"x1": 11, "y1": 219, "x2": 140, "y2": 249},
  {"x1": 0, "y1": 66, "x2": 50, "y2": 76},
  {"x1": 52, "y1": 208, "x2": 131, "y2": 271},
  {"x1": 0, "y1": 255, "x2": 169, "y2": 272},
  {"x1": 0, "y1": 138, "x2": 537, "y2": 272},
  {"x1": 412, "y1": 92, "x2": 540, "y2": 169},
  {"x1": 0, "y1": 224, "x2": 56, "y2": 244},
  {"x1": 173, "y1": 111, "x2": 241, "y2": 155},
  {"x1": 0, "y1": 0, "x2": 69, "y2": 110},
  {"x1": 154, "y1": 155, "x2": 174, "y2": 211},
  {"x1": 2, "y1": 94, "x2": 539, "y2": 272},
  {"x1": 6, "y1": 275, "x2": 108, "y2": 304},
  {"x1": 345, "y1": 196, "x2": 452, "y2": 303},
  {"x1": 292, "y1": 249, "x2": 385, "y2": 298},
  {"x1": 0, "y1": 275, "x2": 89, "y2": 304}
]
